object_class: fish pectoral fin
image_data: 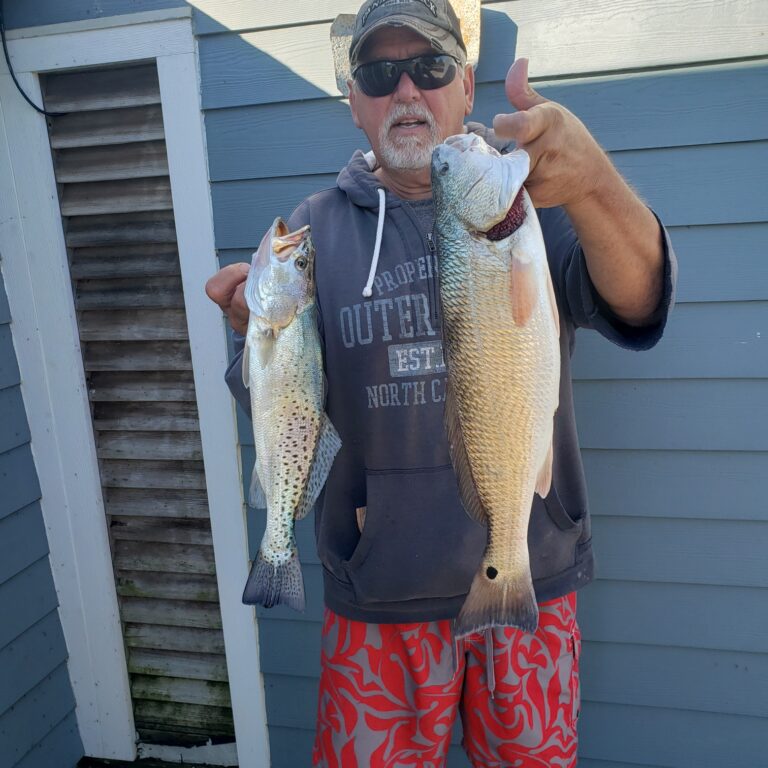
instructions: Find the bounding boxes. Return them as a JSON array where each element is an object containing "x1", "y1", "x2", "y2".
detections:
[
  {"x1": 295, "y1": 413, "x2": 342, "y2": 521},
  {"x1": 444, "y1": 377, "x2": 488, "y2": 525},
  {"x1": 510, "y1": 254, "x2": 537, "y2": 326},
  {"x1": 248, "y1": 312, "x2": 297, "y2": 369},
  {"x1": 252, "y1": 324, "x2": 278, "y2": 367},
  {"x1": 546, "y1": 265, "x2": 560, "y2": 338},
  {"x1": 535, "y1": 438, "x2": 554, "y2": 498}
]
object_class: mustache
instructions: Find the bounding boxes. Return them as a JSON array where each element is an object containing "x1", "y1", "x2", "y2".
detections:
[{"x1": 381, "y1": 102, "x2": 438, "y2": 135}]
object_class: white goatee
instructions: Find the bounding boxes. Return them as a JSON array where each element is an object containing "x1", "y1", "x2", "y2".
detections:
[{"x1": 378, "y1": 102, "x2": 443, "y2": 170}]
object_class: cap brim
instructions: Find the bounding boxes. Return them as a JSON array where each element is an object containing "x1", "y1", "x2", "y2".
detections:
[{"x1": 349, "y1": 14, "x2": 463, "y2": 70}]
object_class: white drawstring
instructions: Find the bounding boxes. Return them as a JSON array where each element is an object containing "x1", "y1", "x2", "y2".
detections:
[{"x1": 362, "y1": 188, "x2": 386, "y2": 297}]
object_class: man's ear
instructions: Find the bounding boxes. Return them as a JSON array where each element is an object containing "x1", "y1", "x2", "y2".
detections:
[
  {"x1": 348, "y1": 79, "x2": 362, "y2": 128},
  {"x1": 462, "y1": 64, "x2": 475, "y2": 116}
]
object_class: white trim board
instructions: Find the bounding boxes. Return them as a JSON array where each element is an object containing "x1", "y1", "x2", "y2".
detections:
[
  {"x1": 1, "y1": 18, "x2": 194, "y2": 73},
  {"x1": 4, "y1": 7, "x2": 192, "y2": 41},
  {"x1": 157, "y1": 44, "x2": 270, "y2": 768},
  {"x1": 0, "y1": 15, "x2": 269, "y2": 768}
]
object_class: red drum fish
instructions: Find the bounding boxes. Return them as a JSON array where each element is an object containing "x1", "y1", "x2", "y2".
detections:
[{"x1": 432, "y1": 133, "x2": 560, "y2": 637}]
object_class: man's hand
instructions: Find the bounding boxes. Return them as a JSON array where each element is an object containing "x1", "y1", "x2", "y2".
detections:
[
  {"x1": 205, "y1": 263, "x2": 251, "y2": 335},
  {"x1": 493, "y1": 59, "x2": 665, "y2": 325},
  {"x1": 493, "y1": 58, "x2": 612, "y2": 209}
]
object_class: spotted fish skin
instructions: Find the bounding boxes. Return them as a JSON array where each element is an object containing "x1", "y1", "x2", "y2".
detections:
[
  {"x1": 241, "y1": 218, "x2": 341, "y2": 611},
  {"x1": 431, "y1": 134, "x2": 561, "y2": 637}
]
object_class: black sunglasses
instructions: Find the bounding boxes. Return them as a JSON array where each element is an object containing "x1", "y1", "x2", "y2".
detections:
[{"x1": 352, "y1": 53, "x2": 460, "y2": 98}]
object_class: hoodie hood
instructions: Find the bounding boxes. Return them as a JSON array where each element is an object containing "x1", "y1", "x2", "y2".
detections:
[{"x1": 336, "y1": 149, "x2": 387, "y2": 209}]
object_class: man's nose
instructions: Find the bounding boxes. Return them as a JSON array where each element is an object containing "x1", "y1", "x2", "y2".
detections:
[{"x1": 393, "y1": 72, "x2": 421, "y2": 101}]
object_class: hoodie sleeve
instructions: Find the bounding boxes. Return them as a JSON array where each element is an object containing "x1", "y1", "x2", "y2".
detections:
[
  {"x1": 539, "y1": 205, "x2": 677, "y2": 351},
  {"x1": 224, "y1": 200, "x2": 313, "y2": 417}
]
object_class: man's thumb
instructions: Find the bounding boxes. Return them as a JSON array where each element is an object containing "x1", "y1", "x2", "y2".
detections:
[{"x1": 505, "y1": 58, "x2": 547, "y2": 111}]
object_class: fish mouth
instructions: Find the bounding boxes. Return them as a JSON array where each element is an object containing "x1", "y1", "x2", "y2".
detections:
[{"x1": 273, "y1": 223, "x2": 310, "y2": 260}]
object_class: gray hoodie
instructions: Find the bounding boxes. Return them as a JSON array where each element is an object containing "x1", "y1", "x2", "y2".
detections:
[{"x1": 226, "y1": 124, "x2": 677, "y2": 623}]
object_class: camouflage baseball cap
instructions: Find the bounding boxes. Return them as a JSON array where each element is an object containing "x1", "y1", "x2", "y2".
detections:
[{"x1": 349, "y1": 0, "x2": 467, "y2": 70}]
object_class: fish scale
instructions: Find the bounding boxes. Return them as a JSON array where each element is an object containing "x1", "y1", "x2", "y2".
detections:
[{"x1": 432, "y1": 133, "x2": 560, "y2": 638}]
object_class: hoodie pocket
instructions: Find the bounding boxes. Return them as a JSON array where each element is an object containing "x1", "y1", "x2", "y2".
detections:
[
  {"x1": 343, "y1": 465, "x2": 487, "y2": 605},
  {"x1": 528, "y1": 487, "x2": 584, "y2": 580},
  {"x1": 543, "y1": 487, "x2": 582, "y2": 531}
]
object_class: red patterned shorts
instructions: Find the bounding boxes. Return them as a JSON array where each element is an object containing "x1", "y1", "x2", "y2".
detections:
[{"x1": 313, "y1": 593, "x2": 581, "y2": 767}]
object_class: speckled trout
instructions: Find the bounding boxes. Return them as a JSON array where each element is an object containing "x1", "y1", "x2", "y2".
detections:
[
  {"x1": 432, "y1": 133, "x2": 560, "y2": 637},
  {"x1": 240, "y1": 218, "x2": 341, "y2": 611}
]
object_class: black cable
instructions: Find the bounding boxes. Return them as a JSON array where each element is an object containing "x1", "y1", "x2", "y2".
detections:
[{"x1": 0, "y1": 0, "x2": 67, "y2": 117}]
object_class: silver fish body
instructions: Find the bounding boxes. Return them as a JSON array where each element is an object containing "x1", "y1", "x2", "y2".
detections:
[
  {"x1": 432, "y1": 133, "x2": 560, "y2": 637},
  {"x1": 241, "y1": 218, "x2": 341, "y2": 611}
]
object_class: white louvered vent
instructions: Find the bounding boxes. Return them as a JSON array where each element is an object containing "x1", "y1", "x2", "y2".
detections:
[{"x1": 42, "y1": 62, "x2": 235, "y2": 748}]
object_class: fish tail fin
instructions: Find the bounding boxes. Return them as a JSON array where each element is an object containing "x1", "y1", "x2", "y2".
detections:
[
  {"x1": 454, "y1": 565, "x2": 538, "y2": 638},
  {"x1": 241, "y1": 548, "x2": 305, "y2": 612}
]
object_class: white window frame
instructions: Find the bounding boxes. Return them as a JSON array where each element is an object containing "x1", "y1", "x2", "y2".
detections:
[{"x1": 0, "y1": 9, "x2": 269, "y2": 766}]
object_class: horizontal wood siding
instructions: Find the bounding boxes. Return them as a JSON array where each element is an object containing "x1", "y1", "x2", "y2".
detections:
[
  {"x1": 40, "y1": 61, "x2": 236, "y2": 748},
  {"x1": 194, "y1": 2, "x2": 768, "y2": 766},
  {"x1": 0, "y1": 269, "x2": 83, "y2": 767}
]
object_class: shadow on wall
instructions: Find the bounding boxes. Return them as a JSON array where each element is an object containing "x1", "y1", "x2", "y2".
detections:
[{"x1": 201, "y1": 6, "x2": 520, "y2": 252}]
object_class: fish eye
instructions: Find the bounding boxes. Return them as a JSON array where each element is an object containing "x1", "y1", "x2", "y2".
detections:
[
  {"x1": 438, "y1": 161, "x2": 450, "y2": 176},
  {"x1": 294, "y1": 256, "x2": 308, "y2": 270}
]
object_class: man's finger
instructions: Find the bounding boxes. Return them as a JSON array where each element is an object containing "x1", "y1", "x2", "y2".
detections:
[
  {"x1": 493, "y1": 102, "x2": 552, "y2": 144},
  {"x1": 504, "y1": 58, "x2": 547, "y2": 112},
  {"x1": 205, "y1": 262, "x2": 250, "y2": 308}
]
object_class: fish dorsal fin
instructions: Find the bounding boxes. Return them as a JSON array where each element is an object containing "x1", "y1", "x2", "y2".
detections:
[
  {"x1": 295, "y1": 414, "x2": 341, "y2": 520},
  {"x1": 444, "y1": 376, "x2": 488, "y2": 525},
  {"x1": 510, "y1": 255, "x2": 537, "y2": 326},
  {"x1": 535, "y1": 438, "x2": 554, "y2": 498}
]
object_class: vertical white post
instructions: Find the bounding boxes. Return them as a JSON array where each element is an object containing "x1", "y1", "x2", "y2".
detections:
[{"x1": 156, "y1": 50, "x2": 271, "y2": 768}]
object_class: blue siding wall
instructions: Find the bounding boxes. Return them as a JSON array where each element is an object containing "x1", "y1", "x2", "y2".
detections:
[
  {"x1": 0, "y1": 270, "x2": 83, "y2": 767},
  {"x1": 4, "y1": 2, "x2": 767, "y2": 767}
]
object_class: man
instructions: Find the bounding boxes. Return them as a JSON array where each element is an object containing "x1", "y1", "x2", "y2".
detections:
[{"x1": 205, "y1": 1, "x2": 676, "y2": 765}]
